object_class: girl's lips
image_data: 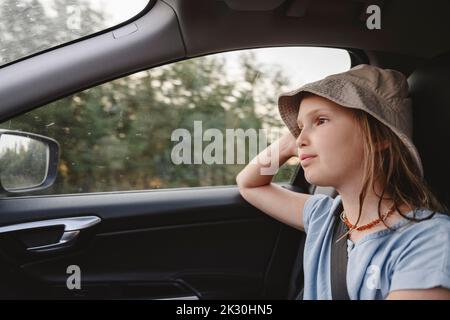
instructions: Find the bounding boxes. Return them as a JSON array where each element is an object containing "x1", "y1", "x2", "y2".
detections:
[
  {"x1": 301, "y1": 155, "x2": 316, "y2": 165},
  {"x1": 300, "y1": 153, "x2": 316, "y2": 160}
]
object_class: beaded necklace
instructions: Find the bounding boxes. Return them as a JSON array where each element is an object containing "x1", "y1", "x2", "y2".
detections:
[{"x1": 336, "y1": 204, "x2": 396, "y2": 242}]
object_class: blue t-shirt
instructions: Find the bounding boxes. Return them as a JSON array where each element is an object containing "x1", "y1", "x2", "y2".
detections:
[{"x1": 302, "y1": 193, "x2": 450, "y2": 300}]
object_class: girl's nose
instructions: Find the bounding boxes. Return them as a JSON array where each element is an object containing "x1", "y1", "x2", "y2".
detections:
[{"x1": 296, "y1": 132, "x2": 303, "y2": 147}]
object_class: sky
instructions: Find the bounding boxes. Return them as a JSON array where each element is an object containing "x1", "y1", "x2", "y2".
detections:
[{"x1": 218, "y1": 47, "x2": 350, "y2": 90}]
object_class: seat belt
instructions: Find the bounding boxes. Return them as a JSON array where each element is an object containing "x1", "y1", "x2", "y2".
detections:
[{"x1": 330, "y1": 201, "x2": 351, "y2": 300}]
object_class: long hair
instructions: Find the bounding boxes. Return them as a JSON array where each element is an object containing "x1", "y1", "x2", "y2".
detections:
[{"x1": 349, "y1": 109, "x2": 448, "y2": 229}]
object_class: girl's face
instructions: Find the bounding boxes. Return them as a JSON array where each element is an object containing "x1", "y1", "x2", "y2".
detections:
[{"x1": 295, "y1": 94, "x2": 366, "y2": 189}]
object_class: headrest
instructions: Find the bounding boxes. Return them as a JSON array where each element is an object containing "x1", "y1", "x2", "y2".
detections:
[{"x1": 408, "y1": 53, "x2": 450, "y2": 209}]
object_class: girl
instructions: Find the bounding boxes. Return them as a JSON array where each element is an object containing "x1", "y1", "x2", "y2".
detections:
[{"x1": 236, "y1": 64, "x2": 450, "y2": 300}]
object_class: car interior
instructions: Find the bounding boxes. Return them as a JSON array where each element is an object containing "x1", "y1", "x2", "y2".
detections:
[{"x1": 0, "y1": 0, "x2": 448, "y2": 299}]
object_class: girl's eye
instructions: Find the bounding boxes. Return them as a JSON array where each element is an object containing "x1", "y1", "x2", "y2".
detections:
[
  {"x1": 316, "y1": 117, "x2": 328, "y2": 125},
  {"x1": 298, "y1": 118, "x2": 327, "y2": 132}
]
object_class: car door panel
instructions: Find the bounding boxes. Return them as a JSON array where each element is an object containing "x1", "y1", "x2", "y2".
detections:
[{"x1": 0, "y1": 185, "x2": 306, "y2": 299}]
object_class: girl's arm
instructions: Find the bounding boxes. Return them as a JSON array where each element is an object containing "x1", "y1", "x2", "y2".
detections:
[
  {"x1": 386, "y1": 287, "x2": 450, "y2": 300},
  {"x1": 236, "y1": 131, "x2": 312, "y2": 231}
]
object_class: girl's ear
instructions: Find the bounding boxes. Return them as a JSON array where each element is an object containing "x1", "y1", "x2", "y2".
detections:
[{"x1": 375, "y1": 140, "x2": 390, "y2": 152}]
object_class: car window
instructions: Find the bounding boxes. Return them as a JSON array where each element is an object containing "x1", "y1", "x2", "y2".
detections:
[
  {"x1": 0, "y1": 0, "x2": 150, "y2": 67},
  {"x1": 0, "y1": 47, "x2": 350, "y2": 196}
]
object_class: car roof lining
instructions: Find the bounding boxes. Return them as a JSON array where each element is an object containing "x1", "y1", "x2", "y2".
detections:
[{"x1": 167, "y1": 0, "x2": 450, "y2": 59}]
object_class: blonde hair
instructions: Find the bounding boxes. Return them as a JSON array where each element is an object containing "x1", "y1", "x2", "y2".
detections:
[{"x1": 350, "y1": 109, "x2": 448, "y2": 228}]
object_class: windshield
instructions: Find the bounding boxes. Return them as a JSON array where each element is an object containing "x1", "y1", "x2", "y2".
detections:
[{"x1": 0, "y1": 0, "x2": 150, "y2": 67}]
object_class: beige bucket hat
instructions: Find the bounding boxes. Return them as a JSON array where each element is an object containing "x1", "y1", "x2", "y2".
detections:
[{"x1": 278, "y1": 64, "x2": 424, "y2": 179}]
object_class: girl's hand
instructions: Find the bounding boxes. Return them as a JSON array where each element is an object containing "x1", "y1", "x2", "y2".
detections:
[
  {"x1": 236, "y1": 130, "x2": 299, "y2": 187},
  {"x1": 278, "y1": 131, "x2": 299, "y2": 158}
]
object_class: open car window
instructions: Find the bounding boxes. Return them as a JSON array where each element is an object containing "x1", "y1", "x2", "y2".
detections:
[
  {"x1": 0, "y1": 47, "x2": 350, "y2": 196},
  {"x1": 0, "y1": 0, "x2": 150, "y2": 67}
]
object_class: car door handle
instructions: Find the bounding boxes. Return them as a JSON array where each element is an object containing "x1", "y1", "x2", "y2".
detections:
[{"x1": 0, "y1": 216, "x2": 101, "y2": 251}]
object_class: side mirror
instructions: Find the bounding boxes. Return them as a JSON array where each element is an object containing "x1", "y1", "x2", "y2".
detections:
[{"x1": 0, "y1": 130, "x2": 60, "y2": 194}]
